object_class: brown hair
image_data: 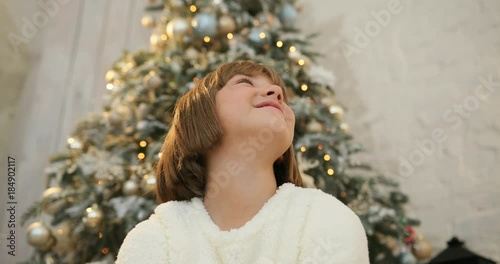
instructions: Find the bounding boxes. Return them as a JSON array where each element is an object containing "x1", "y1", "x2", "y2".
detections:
[{"x1": 155, "y1": 61, "x2": 303, "y2": 203}]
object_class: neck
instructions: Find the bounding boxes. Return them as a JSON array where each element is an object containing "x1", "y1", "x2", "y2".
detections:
[{"x1": 203, "y1": 141, "x2": 279, "y2": 231}]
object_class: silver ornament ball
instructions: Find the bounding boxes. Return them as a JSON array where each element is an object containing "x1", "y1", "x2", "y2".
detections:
[
  {"x1": 248, "y1": 27, "x2": 270, "y2": 47},
  {"x1": 26, "y1": 222, "x2": 55, "y2": 250},
  {"x1": 278, "y1": 4, "x2": 298, "y2": 30},
  {"x1": 123, "y1": 179, "x2": 139, "y2": 196},
  {"x1": 192, "y1": 12, "x2": 217, "y2": 38},
  {"x1": 166, "y1": 17, "x2": 190, "y2": 42}
]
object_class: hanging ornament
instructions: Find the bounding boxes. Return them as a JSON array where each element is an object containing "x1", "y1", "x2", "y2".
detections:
[
  {"x1": 105, "y1": 70, "x2": 120, "y2": 83},
  {"x1": 136, "y1": 103, "x2": 151, "y2": 120},
  {"x1": 340, "y1": 122, "x2": 350, "y2": 133},
  {"x1": 218, "y1": 15, "x2": 236, "y2": 34},
  {"x1": 141, "y1": 174, "x2": 157, "y2": 194},
  {"x1": 141, "y1": 15, "x2": 156, "y2": 28},
  {"x1": 143, "y1": 71, "x2": 162, "y2": 89},
  {"x1": 150, "y1": 32, "x2": 168, "y2": 49},
  {"x1": 184, "y1": 47, "x2": 199, "y2": 61},
  {"x1": 122, "y1": 179, "x2": 139, "y2": 196},
  {"x1": 329, "y1": 105, "x2": 344, "y2": 120},
  {"x1": 52, "y1": 220, "x2": 76, "y2": 255},
  {"x1": 278, "y1": 4, "x2": 298, "y2": 30},
  {"x1": 306, "y1": 119, "x2": 323, "y2": 133},
  {"x1": 411, "y1": 236, "x2": 433, "y2": 260},
  {"x1": 41, "y1": 187, "x2": 66, "y2": 215},
  {"x1": 192, "y1": 12, "x2": 217, "y2": 38},
  {"x1": 166, "y1": 17, "x2": 190, "y2": 42},
  {"x1": 248, "y1": 27, "x2": 270, "y2": 48},
  {"x1": 82, "y1": 204, "x2": 104, "y2": 229},
  {"x1": 26, "y1": 222, "x2": 56, "y2": 250}
]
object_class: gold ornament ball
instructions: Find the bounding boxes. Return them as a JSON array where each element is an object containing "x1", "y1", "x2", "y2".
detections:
[
  {"x1": 141, "y1": 15, "x2": 156, "y2": 28},
  {"x1": 141, "y1": 174, "x2": 157, "y2": 193},
  {"x1": 150, "y1": 33, "x2": 168, "y2": 49},
  {"x1": 52, "y1": 221, "x2": 76, "y2": 255},
  {"x1": 105, "y1": 70, "x2": 120, "y2": 83},
  {"x1": 123, "y1": 179, "x2": 139, "y2": 196},
  {"x1": 306, "y1": 119, "x2": 323, "y2": 133},
  {"x1": 82, "y1": 204, "x2": 104, "y2": 229},
  {"x1": 41, "y1": 187, "x2": 66, "y2": 215},
  {"x1": 26, "y1": 222, "x2": 55, "y2": 250},
  {"x1": 340, "y1": 122, "x2": 350, "y2": 133},
  {"x1": 329, "y1": 105, "x2": 344, "y2": 120},
  {"x1": 144, "y1": 71, "x2": 163, "y2": 89},
  {"x1": 411, "y1": 238, "x2": 433, "y2": 260},
  {"x1": 218, "y1": 15, "x2": 236, "y2": 34}
]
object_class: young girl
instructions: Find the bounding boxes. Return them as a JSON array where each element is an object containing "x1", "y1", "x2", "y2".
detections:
[{"x1": 116, "y1": 61, "x2": 369, "y2": 263}]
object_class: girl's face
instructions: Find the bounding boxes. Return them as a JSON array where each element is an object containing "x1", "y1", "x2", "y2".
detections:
[{"x1": 215, "y1": 74, "x2": 295, "y2": 153}]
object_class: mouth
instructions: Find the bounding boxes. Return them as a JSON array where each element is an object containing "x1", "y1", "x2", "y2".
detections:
[{"x1": 255, "y1": 101, "x2": 283, "y2": 113}]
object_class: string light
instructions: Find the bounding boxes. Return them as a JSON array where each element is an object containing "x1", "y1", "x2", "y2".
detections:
[
  {"x1": 318, "y1": 145, "x2": 323, "y2": 150},
  {"x1": 300, "y1": 146, "x2": 306, "y2": 152},
  {"x1": 189, "y1": 5, "x2": 197, "y2": 12},
  {"x1": 227, "y1": 33, "x2": 233, "y2": 39},
  {"x1": 67, "y1": 138, "x2": 75, "y2": 144},
  {"x1": 276, "y1": 41, "x2": 283, "y2": 47},
  {"x1": 259, "y1": 32, "x2": 266, "y2": 39},
  {"x1": 158, "y1": 152, "x2": 163, "y2": 158},
  {"x1": 324, "y1": 154, "x2": 331, "y2": 161},
  {"x1": 203, "y1": 36, "x2": 211, "y2": 42},
  {"x1": 301, "y1": 84, "x2": 308, "y2": 91},
  {"x1": 101, "y1": 248, "x2": 109, "y2": 254},
  {"x1": 289, "y1": 46, "x2": 296, "y2": 52},
  {"x1": 298, "y1": 59, "x2": 305, "y2": 66},
  {"x1": 106, "y1": 83, "x2": 114, "y2": 90},
  {"x1": 98, "y1": 232, "x2": 103, "y2": 239},
  {"x1": 160, "y1": 34, "x2": 167, "y2": 41},
  {"x1": 139, "y1": 141, "x2": 147, "y2": 147},
  {"x1": 327, "y1": 168, "x2": 335, "y2": 175},
  {"x1": 137, "y1": 153, "x2": 145, "y2": 160}
]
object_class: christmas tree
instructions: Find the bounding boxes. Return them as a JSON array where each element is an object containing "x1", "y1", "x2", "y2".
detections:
[{"x1": 21, "y1": 0, "x2": 432, "y2": 263}]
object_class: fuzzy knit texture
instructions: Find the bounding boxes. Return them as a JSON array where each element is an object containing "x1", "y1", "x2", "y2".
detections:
[{"x1": 116, "y1": 183, "x2": 369, "y2": 264}]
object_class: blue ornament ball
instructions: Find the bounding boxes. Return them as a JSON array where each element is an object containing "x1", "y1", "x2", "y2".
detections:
[
  {"x1": 278, "y1": 4, "x2": 298, "y2": 30},
  {"x1": 248, "y1": 27, "x2": 270, "y2": 47},
  {"x1": 192, "y1": 12, "x2": 217, "y2": 38}
]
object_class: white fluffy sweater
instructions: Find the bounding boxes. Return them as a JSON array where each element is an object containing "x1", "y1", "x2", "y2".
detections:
[{"x1": 116, "y1": 183, "x2": 369, "y2": 264}]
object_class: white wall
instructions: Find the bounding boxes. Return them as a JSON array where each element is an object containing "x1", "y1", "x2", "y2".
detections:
[
  {"x1": 1, "y1": 0, "x2": 499, "y2": 262},
  {"x1": 299, "y1": 0, "x2": 500, "y2": 260}
]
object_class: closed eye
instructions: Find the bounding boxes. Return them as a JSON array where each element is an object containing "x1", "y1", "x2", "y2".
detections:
[{"x1": 236, "y1": 77, "x2": 254, "y2": 86}]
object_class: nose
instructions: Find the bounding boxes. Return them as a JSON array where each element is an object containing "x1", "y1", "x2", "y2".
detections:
[{"x1": 264, "y1": 85, "x2": 283, "y2": 103}]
